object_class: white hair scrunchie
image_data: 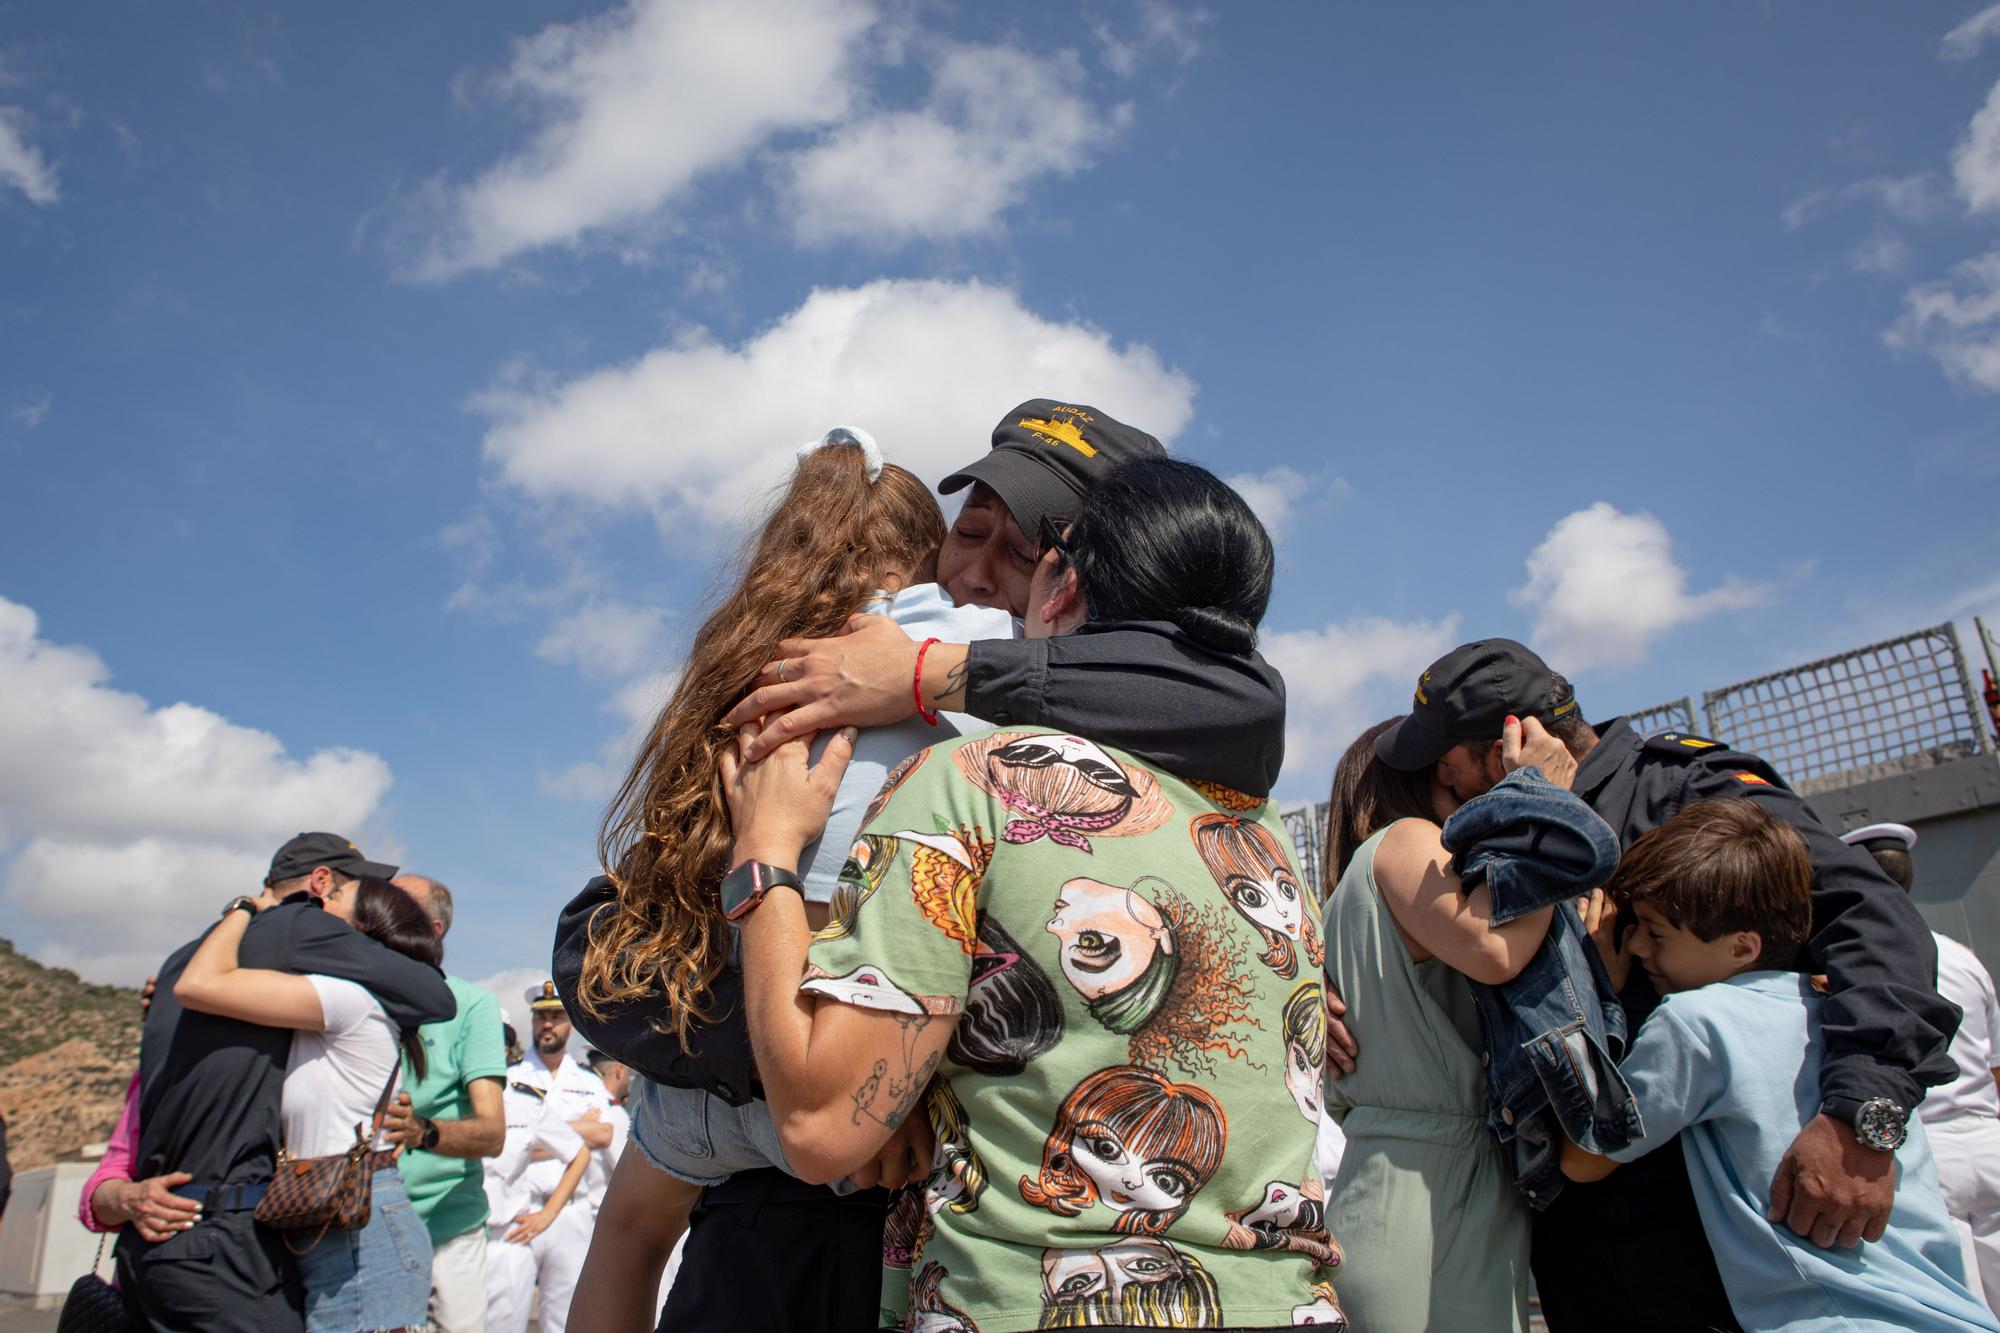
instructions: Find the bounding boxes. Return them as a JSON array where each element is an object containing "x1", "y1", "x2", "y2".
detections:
[{"x1": 796, "y1": 425, "x2": 884, "y2": 483}]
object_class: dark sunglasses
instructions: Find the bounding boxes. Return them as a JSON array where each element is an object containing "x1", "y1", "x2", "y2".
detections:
[{"x1": 1036, "y1": 516, "x2": 1073, "y2": 559}]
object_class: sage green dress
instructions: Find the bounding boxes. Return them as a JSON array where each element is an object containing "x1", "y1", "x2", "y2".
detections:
[{"x1": 1323, "y1": 824, "x2": 1530, "y2": 1331}]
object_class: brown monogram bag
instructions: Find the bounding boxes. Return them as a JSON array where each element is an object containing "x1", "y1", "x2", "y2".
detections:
[{"x1": 254, "y1": 1063, "x2": 400, "y2": 1252}]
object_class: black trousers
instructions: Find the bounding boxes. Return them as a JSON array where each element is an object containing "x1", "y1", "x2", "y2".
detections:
[
  {"x1": 657, "y1": 1168, "x2": 892, "y2": 1333},
  {"x1": 115, "y1": 1210, "x2": 303, "y2": 1333},
  {"x1": 1531, "y1": 1144, "x2": 1742, "y2": 1333}
]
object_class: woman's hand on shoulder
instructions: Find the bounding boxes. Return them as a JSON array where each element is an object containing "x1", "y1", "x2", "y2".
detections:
[
  {"x1": 719, "y1": 719, "x2": 860, "y2": 863},
  {"x1": 1501, "y1": 715, "x2": 1577, "y2": 790}
]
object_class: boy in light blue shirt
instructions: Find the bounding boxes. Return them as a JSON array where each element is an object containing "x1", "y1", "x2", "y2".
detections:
[{"x1": 1562, "y1": 797, "x2": 1997, "y2": 1333}]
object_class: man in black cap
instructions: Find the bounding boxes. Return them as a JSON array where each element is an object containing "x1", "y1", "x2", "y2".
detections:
[
  {"x1": 1369, "y1": 639, "x2": 1959, "y2": 1333},
  {"x1": 121, "y1": 832, "x2": 455, "y2": 1333}
]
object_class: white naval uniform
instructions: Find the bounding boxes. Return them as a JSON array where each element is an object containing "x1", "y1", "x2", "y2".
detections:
[
  {"x1": 482, "y1": 1056, "x2": 613, "y2": 1333},
  {"x1": 1921, "y1": 931, "x2": 2000, "y2": 1315}
]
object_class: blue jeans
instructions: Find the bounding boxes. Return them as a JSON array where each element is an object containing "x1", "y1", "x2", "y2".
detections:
[
  {"x1": 295, "y1": 1168, "x2": 432, "y2": 1333},
  {"x1": 630, "y1": 1077, "x2": 857, "y2": 1196}
]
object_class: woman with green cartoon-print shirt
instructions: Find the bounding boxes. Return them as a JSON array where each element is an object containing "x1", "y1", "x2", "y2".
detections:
[{"x1": 720, "y1": 458, "x2": 1347, "y2": 1332}]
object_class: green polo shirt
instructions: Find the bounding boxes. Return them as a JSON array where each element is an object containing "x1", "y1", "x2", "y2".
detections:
[{"x1": 399, "y1": 973, "x2": 507, "y2": 1244}]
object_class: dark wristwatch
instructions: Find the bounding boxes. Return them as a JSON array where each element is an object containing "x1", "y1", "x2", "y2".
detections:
[
  {"x1": 1822, "y1": 1095, "x2": 1908, "y2": 1152},
  {"x1": 418, "y1": 1116, "x2": 441, "y2": 1151},
  {"x1": 719, "y1": 861, "x2": 803, "y2": 922},
  {"x1": 224, "y1": 896, "x2": 259, "y2": 920}
]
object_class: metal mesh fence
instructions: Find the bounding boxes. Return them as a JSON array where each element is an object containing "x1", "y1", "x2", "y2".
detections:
[
  {"x1": 1701, "y1": 622, "x2": 1990, "y2": 787},
  {"x1": 1281, "y1": 802, "x2": 1328, "y2": 894},
  {"x1": 1626, "y1": 696, "x2": 1697, "y2": 739}
]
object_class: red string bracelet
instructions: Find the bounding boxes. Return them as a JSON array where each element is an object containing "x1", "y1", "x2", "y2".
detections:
[{"x1": 913, "y1": 637, "x2": 942, "y2": 726}]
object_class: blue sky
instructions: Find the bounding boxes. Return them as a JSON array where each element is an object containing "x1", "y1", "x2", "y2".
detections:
[{"x1": 3, "y1": 0, "x2": 1998, "y2": 988}]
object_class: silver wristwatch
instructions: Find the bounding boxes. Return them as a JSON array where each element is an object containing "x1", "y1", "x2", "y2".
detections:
[{"x1": 1824, "y1": 1095, "x2": 1908, "y2": 1152}]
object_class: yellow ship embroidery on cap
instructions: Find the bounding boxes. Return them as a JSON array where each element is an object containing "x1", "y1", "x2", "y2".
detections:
[{"x1": 1019, "y1": 415, "x2": 1097, "y2": 458}]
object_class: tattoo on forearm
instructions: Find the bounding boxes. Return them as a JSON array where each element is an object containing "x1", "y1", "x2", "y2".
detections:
[
  {"x1": 939, "y1": 658, "x2": 969, "y2": 708},
  {"x1": 849, "y1": 1019, "x2": 940, "y2": 1131}
]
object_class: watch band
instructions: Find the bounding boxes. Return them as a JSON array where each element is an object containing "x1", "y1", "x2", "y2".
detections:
[
  {"x1": 720, "y1": 860, "x2": 804, "y2": 922},
  {"x1": 419, "y1": 1117, "x2": 440, "y2": 1151}
]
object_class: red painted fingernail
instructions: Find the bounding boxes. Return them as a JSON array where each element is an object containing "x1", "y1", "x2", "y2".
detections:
[{"x1": 1506, "y1": 714, "x2": 1517, "y2": 725}]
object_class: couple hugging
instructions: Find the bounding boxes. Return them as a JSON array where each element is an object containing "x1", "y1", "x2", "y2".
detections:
[{"x1": 552, "y1": 400, "x2": 1347, "y2": 1331}]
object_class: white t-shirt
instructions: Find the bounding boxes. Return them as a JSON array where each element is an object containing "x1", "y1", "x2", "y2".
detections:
[
  {"x1": 1922, "y1": 932, "x2": 2000, "y2": 1124},
  {"x1": 283, "y1": 975, "x2": 402, "y2": 1158}
]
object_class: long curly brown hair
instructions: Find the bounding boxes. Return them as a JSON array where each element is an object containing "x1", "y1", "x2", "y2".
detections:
[{"x1": 576, "y1": 441, "x2": 945, "y2": 1041}]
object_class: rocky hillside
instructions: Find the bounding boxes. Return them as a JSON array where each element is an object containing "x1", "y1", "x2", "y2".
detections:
[{"x1": 0, "y1": 940, "x2": 140, "y2": 1172}]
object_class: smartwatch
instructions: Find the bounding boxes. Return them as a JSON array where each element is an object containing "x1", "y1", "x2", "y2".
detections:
[
  {"x1": 1821, "y1": 1095, "x2": 1909, "y2": 1152},
  {"x1": 224, "y1": 896, "x2": 259, "y2": 920},
  {"x1": 719, "y1": 861, "x2": 804, "y2": 922},
  {"x1": 418, "y1": 1116, "x2": 441, "y2": 1152}
]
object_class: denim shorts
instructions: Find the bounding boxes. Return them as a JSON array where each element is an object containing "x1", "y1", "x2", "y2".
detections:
[
  {"x1": 631, "y1": 1077, "x2": 855, "y2": 1195},
  {"x1": 295, "y1": 1167, "x2": 433, "y2": 1333}
]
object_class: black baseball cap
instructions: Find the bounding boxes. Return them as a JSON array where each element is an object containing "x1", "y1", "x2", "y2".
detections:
[
  {"x1": 939, "y1": 399, "x2": 1167, "y2": 544},
  {"x1": 264, "y1": 832, "x2": 398, "y2": 887},
  {"x1": 1375, "y1": 639, "x2": 1578, "y2": 771}
]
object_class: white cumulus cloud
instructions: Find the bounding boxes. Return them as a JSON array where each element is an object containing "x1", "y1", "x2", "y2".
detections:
[
  {"x1": 1952, "y1": 79, "x2": 2000, "y2": 215},
  {"x1": 1886, "y1": 248, "x2": 2000, "y2": 391},
  {"x1": 1224, "y1": 466, "x2": 1351, "y2": 545},
  {"x1": 0, "y1": 595, "x2": 394, "y2": 982},
  {"x1": 1943, "y1": 3, "x2": 2000, "y2": 61},
  {"x1": 1263, "y1": 614, "x2": 1464, "y2": 802},
  {"x1": 1508, "y1": 503, "x2": 1769, "y2": 673},
  {"x1": 473, "y1": 277, "x2": 1196, "y2": 522},
  {"x1": 0, "y1": 110, "x2": 58, "y2": 205},
  {"x1": 780, "y1": 43, "x2": 1126, "y2": 246},
  {"x1": 401, "y1": 0, "x2": 875, "y2": 278},
  {"x1": 536, "y1": 601, "x2": 670, "y2": 679}
]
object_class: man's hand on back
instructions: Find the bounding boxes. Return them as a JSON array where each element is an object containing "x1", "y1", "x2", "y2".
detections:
[
  {"x1": 570, "y1": 1106, "x2": 613, "y2": 1151},
  {"x1": 721, "y1": 615, "x2": 921, "y2": 760},
  {"x1": 1768, "y1": 1113, "x2": 1895, "y2": 1248}
]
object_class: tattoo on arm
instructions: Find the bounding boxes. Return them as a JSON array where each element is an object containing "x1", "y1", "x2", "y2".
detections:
[
  {"x1": 937, "y1": 657, "x2": 970, "y2": 711},
  {"x1": 849, "y1": 1011, "x2": 940, "y2": 1130}
]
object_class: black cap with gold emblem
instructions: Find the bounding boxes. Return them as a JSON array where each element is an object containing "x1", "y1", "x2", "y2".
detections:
[
  {"x1": 939, "y1": 399, "x2": 1167, "y2": 545},
  {"x1": 1375, "y1": 638, "x2": 1578, "y2": 771}
]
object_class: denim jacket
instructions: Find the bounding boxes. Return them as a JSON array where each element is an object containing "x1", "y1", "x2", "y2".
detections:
[{"x1": 1441, "y1": 765, "x2": 1639, "y2": 1210}]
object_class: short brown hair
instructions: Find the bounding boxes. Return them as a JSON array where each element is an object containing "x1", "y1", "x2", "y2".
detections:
[{"x1": 1608, "y1": 798, "x2": 1813, "y2": 970}]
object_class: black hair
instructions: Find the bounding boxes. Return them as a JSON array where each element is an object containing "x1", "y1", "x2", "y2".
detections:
[
  {"x1": 1059, "y1": 457, "x2": 1273, "y2": 655},
  {"x1": 351, "y1": 876, "x2": 441, "y2": 1079},
  {"x1": 947, "y1": 918, "x2": 1064, "y2": 1075},
  {"x1": 1325, "y1": 719, "x2": 1438, "y2": 884}
]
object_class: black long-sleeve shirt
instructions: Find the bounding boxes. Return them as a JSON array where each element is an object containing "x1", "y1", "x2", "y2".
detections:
[
  {"x1": 136, "y1": 899, "x2": 457, "y2": 1185},
  {"x1": 554, "y1": 619, "x2": 1289, "y2": 1102}
]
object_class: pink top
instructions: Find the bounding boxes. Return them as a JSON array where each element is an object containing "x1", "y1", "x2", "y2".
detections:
[{"x1": 79, "y1": 1072, "x2": 141, "y2": 1233}]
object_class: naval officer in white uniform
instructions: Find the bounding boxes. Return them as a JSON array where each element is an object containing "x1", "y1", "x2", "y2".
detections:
[
  {"x1": 482, "y1": 982, "x2": 614, "y2": 1333},
  {"x1": 1845, "y1": 822, "x2": 2000, "y2": 1313}
]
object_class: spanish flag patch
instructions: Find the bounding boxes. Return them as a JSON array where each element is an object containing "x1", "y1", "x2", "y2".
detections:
[{"x1": 1731, "y1": 771, "x2": 1771, "y2": 786}]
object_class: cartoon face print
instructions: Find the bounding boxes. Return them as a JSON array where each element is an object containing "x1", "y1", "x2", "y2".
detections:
[
  {"x1": 1282, "y1": 981, "x2": 1327, "y2": 1124},
  {"x1": 1038, "y1": 1239, "x2": 1223, "y2": 1328},
  {"x1": 1224, "y1": 1174, "x2": 1341, "y2": 1272},
  {"x1": 799, "y1": 962, "x2": 956, "y2": 1016},
  {"x1": 952, "y1": 732, "x2": 1174, "y2": 852},
  {"x1": 864, "y1": 748, "x2": 928, "y2": 826},
  {"x1": 904, "y1": 826, "x2": 993, "y2": 955},
  {"x1": 815, "y1": 833, "x2": 895, "y2": 942},
  {"x1": 947, "y1": 916, "x2": 1062, "y2": 1076},
  {"x1": 1020, "y1": 1066, "x2": 1226, "y2": 1235},
  {"x1": 881, "y1": 1188, "x2": 927, "y2": 1272},
  {"x1": 1047, "y1": 878, "x2": 1174, "y2": 1003},
  {"x1": 910, "y1": 1261, "x2": 980, "y2": 1332},
  {"x1": 1072, "y1": 1121, "x2": 1195, "y2": 1216},
  {"x1": 924, "y1": 1082, "x2": 987, "y2": 1216},
  {"x1": 1190, "y1": 813, "x2": 1322, "y2": 980}
]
